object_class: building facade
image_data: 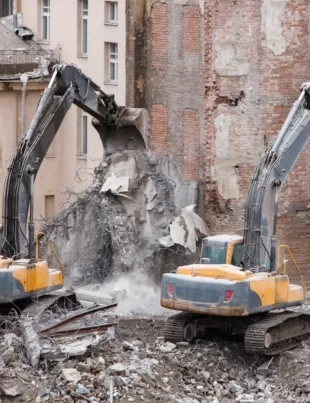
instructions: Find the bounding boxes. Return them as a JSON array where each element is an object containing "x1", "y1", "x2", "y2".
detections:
[
  {"x1": 0, "y1": 0, "x2": 126, "y2": 225},
  {"x1": 127, "y1": 0, "x2": 204, "y2": 211},
  {"x1": 204, "y1": 0, "x2": 310, "y2": 282}
]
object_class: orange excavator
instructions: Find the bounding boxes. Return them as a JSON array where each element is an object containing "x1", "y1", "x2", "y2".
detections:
[
  {"x1": 0, "y1": 64, "x2": 148, "y2": 307},
  {"x1": 161, "y1": 81, "x2": 310, "y2": 355}
]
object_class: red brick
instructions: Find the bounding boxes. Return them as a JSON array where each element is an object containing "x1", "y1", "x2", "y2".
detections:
[
  {"x1": 151, "y1": 104, "x2": 168, "y2": 154},
  {"x1": 204, "y1": 0, "x2": 310, "y2": 283},
  {"x1": 184, "y1": 7, "x2": 200, "y2": 55},
  {"x1": 151, "y1": 3, "x2": 168, "y2": 70},
  {"x1": 183, "y1": 109, "x2": 200, "y2": 181}
]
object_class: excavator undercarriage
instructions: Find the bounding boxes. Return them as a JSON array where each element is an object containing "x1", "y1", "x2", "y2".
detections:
[{"x1": 164, "y1": 311, "x2": 310, "y2": 356}]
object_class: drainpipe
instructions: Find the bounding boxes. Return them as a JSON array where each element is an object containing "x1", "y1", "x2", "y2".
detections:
[{"x1": 13, "y1": 0, "x2": 18, "y2": 33}]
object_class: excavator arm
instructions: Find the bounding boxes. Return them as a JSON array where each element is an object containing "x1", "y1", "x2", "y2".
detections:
[
  {"x1": 243, "y1": 82, "x2": 310, "y2": 270},
  {"x1": 1, "y1": 64, "x2": 148, "y2": 258}
]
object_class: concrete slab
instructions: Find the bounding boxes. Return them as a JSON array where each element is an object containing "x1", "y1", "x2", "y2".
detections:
[
  {"x1": 74, "y1": 289, "x2": 114, "y2": 305},
  {"x1": 100, "y1": 173, "x2": 129, "y2": 194}
]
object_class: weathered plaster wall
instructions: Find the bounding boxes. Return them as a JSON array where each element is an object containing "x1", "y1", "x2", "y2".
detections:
[
  {"x1": 204, "y1": 0, "x2": 310, "y2": 282},
  {"x1": 126, "y1": 0, "x2": 205, "y2": 212}
]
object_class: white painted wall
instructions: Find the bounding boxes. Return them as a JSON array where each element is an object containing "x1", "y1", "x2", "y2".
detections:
[{"x1": 18, "y1": 0, "x2": 126, "y2": 222}]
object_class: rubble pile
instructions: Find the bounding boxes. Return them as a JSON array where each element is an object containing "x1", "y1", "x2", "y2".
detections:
[
  {"x1": 41, "y1": 151, "x2": 208, "y2": 285},
  {"x1": 0, "y1": 317, "x2": 309, "y2": 403}
]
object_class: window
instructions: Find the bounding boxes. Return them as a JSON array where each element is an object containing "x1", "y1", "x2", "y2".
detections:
[
  {"x1": 45, "y1": 195, "x2": 55, "y2": 219},
  {"x1": 231, "y1": 244, "x2": 244, "y2": 267},
  {"x1": 109, "y1": 43, "x2": 118, "y2": 83},
  {"x1": 201, "y1": 241, "x2": 227, "y2": 265},
  {"x1": 106, "y1": 2, "x2": 118, "y2": 24},
  {"x1": 82, "y1": 114, "x2": 88, "y2": 155},
  {"x1": 82, "y1": 0, "x2": 88, "y2": 54},
  {"x1": 1, "y1": 0, "x2": 12, "y2": 17},
  {"x1": 42, "y1": 0, "x2": 50, "y2": 41}
]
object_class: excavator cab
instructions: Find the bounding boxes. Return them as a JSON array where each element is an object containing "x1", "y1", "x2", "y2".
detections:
[{"x1": 201, "y1": 235, "x2": 244, "y2": 266}]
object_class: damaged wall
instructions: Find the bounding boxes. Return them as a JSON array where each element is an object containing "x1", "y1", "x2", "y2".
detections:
[
  {"x1": 126, "y1": 0, "x2": 205, "y2": 213},
  {"x1": 204, "y1": 0, "x2": 310, "y2": 282}
]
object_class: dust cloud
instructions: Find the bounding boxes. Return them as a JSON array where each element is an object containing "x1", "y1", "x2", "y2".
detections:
[{"x1": 99, "y1": 268, "x2": 171, "y2": 317}]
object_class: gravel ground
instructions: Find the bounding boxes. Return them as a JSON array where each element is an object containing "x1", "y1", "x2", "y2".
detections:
[{"x1": 1, "y1": 314, "x2": 310, "y2": 403}]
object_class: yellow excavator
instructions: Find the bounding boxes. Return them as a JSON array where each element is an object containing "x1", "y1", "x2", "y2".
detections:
[
  {"x1": 0, "y1": 64, "x2": 148, "y2": 308},
  {"x1": 161, "y1": 82, "x2": 310, "y2": 355}
]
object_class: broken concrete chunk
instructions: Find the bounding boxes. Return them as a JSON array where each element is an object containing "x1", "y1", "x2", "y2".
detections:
[
  {"x1": 77, "y1": 362, "x2": 91, "y2": 373},
  {"x1": 20, "y1": 317, "x2": 41, "y2": 367},
  {"x1": 158, "y1": 235, "x2": 174, "y2": 248},
  {"x1": 3, "y1": 333, "x2": 23, "y2": 349},
  {"x1": 41, "y1": 336, "x2": 102, "y2": 359},
  {"x1": 169, "y1": 205, "x2": 208, "y2": 252},
  {"x1": 74, "y1": 288, "x2": 114, "y2": 305},
  {"x1": 0, "y1": 383, "x2": 23, "y2": 397},
  {"x1": 62, "y1": 368, "x2": 82, "y2": 383},
  {"x1": 144, "y1": 177, "x2": 157, "y2": 203},
  {"x1": 109, "y1": 363, "x2": 127, "y2": 373},
  {"x1": 159, "y1": 342, "x2": 176, "y2": 353},
  {"x1": 100, "y1": 172, "x2": 129, "y2": 194}
]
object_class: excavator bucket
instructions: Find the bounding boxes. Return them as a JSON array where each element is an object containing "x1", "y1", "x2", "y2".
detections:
[{"x1": 93, "y1": 107, "x2": 149, "y2": 156}]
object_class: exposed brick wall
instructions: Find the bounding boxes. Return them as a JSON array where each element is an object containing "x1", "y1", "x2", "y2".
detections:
[
  {"x1": 127, "y1": 0, "x2": 204, "y2": 211},
  {"x1": 183, "y1": 109, "x2": 199, "y2": 181},
  {"x1": 204, "y1": 0, "x2": 310, "y2": 283},
  {"x1": 151, "y1": 104, "x2": 168, "y2": 154},
  {"x1": 184, "y1": 7, "x2": 200, "y2": 55},
  {"x1": 151, "y1": 3, "x2": 168, "y2": 70}
]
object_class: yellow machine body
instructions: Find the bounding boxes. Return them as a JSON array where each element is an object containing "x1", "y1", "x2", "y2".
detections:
[
  {"x1": 161, "y1": 235, "x2": 305, "y2": 317},
  {"x1": 0, "y1": 256, "x2": 63, "y2": 303},
  {"x1": 161, "y1": 264, "x2": 304, "y2": 316}
]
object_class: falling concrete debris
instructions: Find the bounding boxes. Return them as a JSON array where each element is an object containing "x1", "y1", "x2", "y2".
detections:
[
  {"x1": 100, "y1": 172, "x2": 129, "y2": 195},
  {"x1": 144, "y1": 177, "x2": 157, "y2": 203},
  {"x1": 168, "y1": 205, "x2": 209, "y2": 252},
  {"x1": 158, "y1": 235, "x2": 174, "y2": 248},
  {"x1": 42, "y1": 151, "x2": 207, "y2": 283}
]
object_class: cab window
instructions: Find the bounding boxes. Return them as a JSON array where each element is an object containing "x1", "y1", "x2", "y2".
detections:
[
  {"x1": 202, "y1": 242, "x2": 227, "y2": 264},
  {"x1": 231, "y1": 243, "x2": 244, "y2": 266}
]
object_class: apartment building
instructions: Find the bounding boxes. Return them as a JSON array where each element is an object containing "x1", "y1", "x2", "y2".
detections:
[{"x1": 0, "y1": 0, "x2": 125, "y2": 223}]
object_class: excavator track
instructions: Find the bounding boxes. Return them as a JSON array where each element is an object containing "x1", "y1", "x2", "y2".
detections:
[
  {"x1": 164, "y1": 311, "x2": 310, "y2": 355},
  {"x1": 244, "y1": 311, "x2": 310, "y2": 355},
  {"x1": 164, "y1": 313, "x2": 191, "y2": 343}
]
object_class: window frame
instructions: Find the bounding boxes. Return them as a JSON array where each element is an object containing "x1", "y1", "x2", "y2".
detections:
[
  {"x1": 81, "y1": 0, "x2": 88, "y2": 55},
  {"x1": 231, "y1": 243, "x2": 244, "y2": 267},
  {"x1": 109, "y1": 42, "x2": 118, "y2": 83},
  {"x1": 42, "y1": 0, "x2": 51, "y2": 42},
  {"x1": 2, "y1": 0, "x2": 12, "y2": 17},
  {"x1": 45, "y1": 195, "x2": 55, "y2": 219},
  {"x1": 106, "y1": 1, "x2": 118, "y2": 24},
  {"x1": 82, "y1": 114, "x2": 88, "y2": 156}
]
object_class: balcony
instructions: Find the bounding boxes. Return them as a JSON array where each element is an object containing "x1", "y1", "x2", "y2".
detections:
[{"x1": 0, "y1": 49, "x2": 61, "y2": 76}]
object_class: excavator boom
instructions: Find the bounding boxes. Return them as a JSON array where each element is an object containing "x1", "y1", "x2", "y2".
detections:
[
  {"x1": 243, "y1": 82, "x2": 310, "y2": 270},
  {"x1": 1, "y1": 64, "x2": 148, "y2": 258}
]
